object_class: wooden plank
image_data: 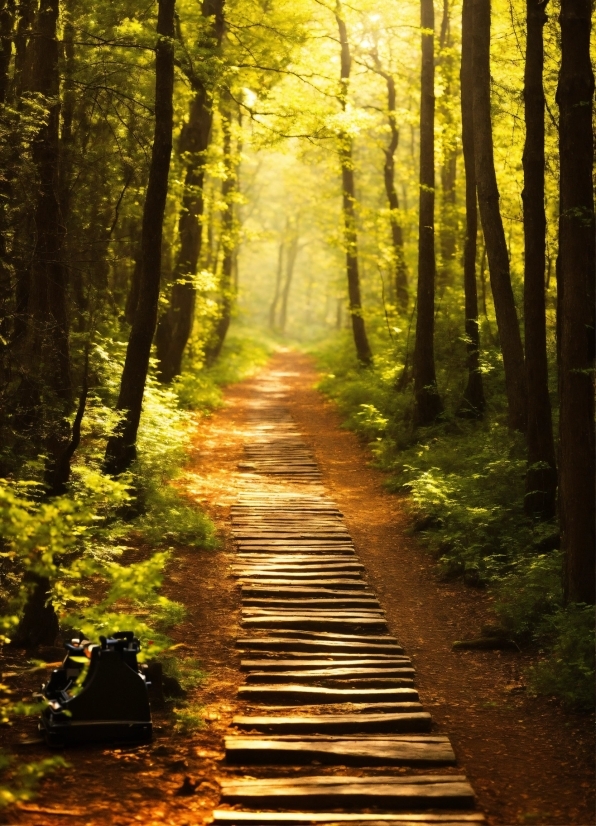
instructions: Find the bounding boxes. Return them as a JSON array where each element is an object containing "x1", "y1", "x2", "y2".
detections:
[
  {"x1": 242, "y1": 601, "x2": 385, "y2": 617},
  {"x1": 235, "y1": 570, "x2": 365, "y2": 578},
  {"x1": 245, "y1": 666, "x2": 415, "y2": 681},
  {"x1": 212, "y1": 813, "x2": 485, "y2": 824},
  {"x1": 239, "y1": 630, "x2": 399, "y2": 643},
  {"x1": 242, "y1": 598, "x2": 382, "y2": 609},
  {"x1": 236, "y1": 639, "x2": 404, "y2": 655},
  {"x1": 231, "y1": 712, "x2": 432, "y2": 734},
  {"x1": 236, "y1": 555, "x2": 357, "y2": 563},
  {"x1": 224, "y1": 735, "x2": 455, "y2": 766},
  {"x1": 238, "y1": 580, "x2": 368, "y2": 590},
  {"x1": 232, "y1": 562, "x2": 364, "y2": 572},
  {"x1": 241, "y1": 587, "x2": 376, "y2": 600},
  {"x1": 219, "y1": 775, "x2": 475, "y2": 809},
  {"x1": 241, "y1": 617, "x2": 389, "y2": 632},
  {"x1": 245, "y1": 676, "x2": 415, "y2": 690},
  {"x1": 237, "y1": 685, "x2": 419, "y2": 704},
  {"x1": 240, "y1": 659, "x2": 411, "y2": 671},
  {"x1": 240, "y1": 652, "x2": 408, "y2": 661}
]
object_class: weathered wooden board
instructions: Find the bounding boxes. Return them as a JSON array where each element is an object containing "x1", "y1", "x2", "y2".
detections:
[
  {"x1": 241, "y1": 617, "x2": 389, "y2": 632},
  {"x1": 233, "y1": 562, "x2": 364, "y2": 572},
  {"x1": 232, "y1": 712, "x2": 432, "y2": 734},
  {"x1": 212, "y1": 813, "x2": 486, "y2": 824},
  {"x1": 242, "y1": 598, "x2": 382, "y2": 609},
  {"x1": 244, "y1": 667, "x2": 415, "y2": 682},
  {"x1": 240, "y1": 659, "x2": 411, "y2": 671},
  {"x1": 219, "y1": 775, "x2": 475, "y2": 808},
  {"x1": 237, "y1": 685, "x2": 419, "y2": 704},
  {"x1": 236, "y1": 639, "x2": 404, "y2": 655},
  {"x1": 237, "y1": 571, "x2": 365, "y2": 581},
  {"x1": 238, "y1": 580, "x2": 369, "y2": 591},
  {"x1": 240, "y1": 652, "x2": 409, "y2": 661},
  {"x1": 224, "y1": 735, "x2": 455, "y2": 766},
  {"x1": 241, "y1": 586, "x2": 375, "y2": 600}
]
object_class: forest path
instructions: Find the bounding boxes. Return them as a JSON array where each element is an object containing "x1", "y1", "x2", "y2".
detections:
[
  {"x1": 194, "y1": 350, "x2": 593, "y2": 826},
  {"x1": 211, "y1": 363, "x2": 484, "y2": 825},
  {"x1": 9, "y1": 351, "x2": 593, "y2": 826}
]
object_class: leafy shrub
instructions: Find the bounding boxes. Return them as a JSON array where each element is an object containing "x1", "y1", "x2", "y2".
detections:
[{"x1": 528, "y1": 604, "x2": 595, "y2": 710}]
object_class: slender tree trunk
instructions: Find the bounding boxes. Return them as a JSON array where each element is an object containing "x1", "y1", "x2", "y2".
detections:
[
  {"x1": 522, "y1": 0, "x2": 556, "y2": 519},
  {"x1": 557, "y1": 0, "x2": 595, "y2": 604},
  {"x1": 370, "y1": 56, "x2": 408, "y2": 312},
  {"x1": 336, "y1": 2, "x2": 372, "y2": 366},
  {"x1": 155, "y1": 90, "x2": 210, "y2": 381},
  {"x1": 457, "y1": 0, "x2": 485, "y2": 418},
  {"x1": 438, "y1": 0, "x2": 458, "y2": 271},
  {"x1": 413, "y1": 0, "x2": 443, "y2": 426},
  {"x1": 104, "y1": 0, "x2": 175, "y2": 475},
  {"x1": 155, "y1": 0, "x2": 224, "y2": 382},
  {"x1": 280, "y1": 230, "x2": 299, "y2": 334},
  {"x1": 0, "y1": 0, "x2": 14, "y2": 104},
  {"x1": 269, "y1": 239, "x2": 284, "y2": 329},
  {"x1": 472, "y1": 0, "x2": 526, "y2": 431},
  {"x1": 204, "y1": 92, "x2": 237, "y2": 366},
  {"x1": 25, "y1": 0, "x2": 70, "y2": 407}
]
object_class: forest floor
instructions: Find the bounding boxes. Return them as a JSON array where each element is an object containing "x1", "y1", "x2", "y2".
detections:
[{"x1": 2, "y1": 350, "x2": 594, "y2": 826}]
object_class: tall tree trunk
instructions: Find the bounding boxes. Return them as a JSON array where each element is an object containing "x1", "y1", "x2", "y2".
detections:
[
  {"x1": 0, "y1": 0, "x2": 14, "y2": 104},
  {"x1": 269, "y1": 238, "x2": 284, "y2": 329},
  {"x1": 104, "y1": 0, "x2": 175, "y2": 476},
  {"x1": 522, "y1": 0, "x2": 556, "y2": 519},
  {"x1": 438, "y1": 0, "x2": 458, "y2": 272},
  {"x1": 155, "y1": 0, "x2": 224, "y2": 382},
  {"x1": 413, "y1": 0, "x2": 443, "y2": 426},
  {"x1": 155, "y1": 89, "x2": 210, "y2": 381},
  {"x1": 557, "y1": 0, "x2": 595, "y2": 604},
  {"x1": 457, "y1": 0, "x2": 485, "y2": 418},
  {"x1": 472, "y1": 0, "x2": 526, "y2": 431},
  {"x1": 370, "y1": 54, "x2": 408, "y2": 312},
  {"x1": 280, "y1": 229, "x2": 299, "y2": 334},
  {"x1": 336, "y1": 1, "x2": 372, "y2": 366},
  {"x1": 204, "y1": 92, "x2": 237, "y2": 366},
  {"x1": 26, "y1": 0, "x2": 70, "y2": 407}
]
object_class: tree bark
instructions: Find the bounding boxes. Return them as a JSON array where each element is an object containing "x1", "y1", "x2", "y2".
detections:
[
  {"x1": 369, "y1": 54, "x2": 409, "y2": 312},
  {"x1": 336, "y1": 1, "x2": 372, "y2": 366},
  {"x1": 472, "y1": 0, "x2": 526, "y2": 431},
  {"x1": 155, "y1": 0, "x2": 224, "y2": 382},
  {"x1": 204, "y1": 92, "x2": 237, "y2": 366},
  {"x1": 522, "y1": 0, "x2": 556, "y2": 519},
  {"x1": 438, "y1": 0, "x2": 458, "y2": 271},
  {"x1": 557, "y1": 0, "x2": 595, "y2": 604},
  {"x1": 413, "y1": 0, "x2": 443, "y2": 426},
  {"x1": 279, "y1": 228, "x2": 299, "y2": 334},
  {"x1": 104, "y1": 0, "x2": 175, "y2": 475},
  {"x1": 457, "y1": 0, "x2": 485, "y2": 418},
  {"x1": 269, "y1": 239, "x2": 284, "y2": 329}
]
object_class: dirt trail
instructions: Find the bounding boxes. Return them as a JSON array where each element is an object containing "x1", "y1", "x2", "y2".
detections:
[{"x1": 5, "y1": 351, "x2": 594, "y2": 826}]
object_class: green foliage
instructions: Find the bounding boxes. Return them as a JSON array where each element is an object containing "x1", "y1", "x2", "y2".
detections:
[
  {"x1": 314, "y1": 333, "x2": 593, "y2": 710},
  {"x1": 0, "y1": 755, "x2": 68, "y2": 808},
  {"x1": 162, "y1": 655, "x2": 206, "y2": 692},
  {"x1": 528, "y1": 604, "x2": 596, "y2": 711},
  {"x1": 172, "y1": 703, "x2": 204, "y2": 734}
]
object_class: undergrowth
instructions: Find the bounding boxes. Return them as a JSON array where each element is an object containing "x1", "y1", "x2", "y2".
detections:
[
  {"x1": 314, "y1": 332, "x2": 594, "y2": 711},
  {"x1": 0, "y1": 324, "x2": 272, "y2": 803}
]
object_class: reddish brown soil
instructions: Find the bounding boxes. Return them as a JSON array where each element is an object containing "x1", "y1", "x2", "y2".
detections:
[{"x1": 2, "y1": 351, "x2": 594, "y2": 826}]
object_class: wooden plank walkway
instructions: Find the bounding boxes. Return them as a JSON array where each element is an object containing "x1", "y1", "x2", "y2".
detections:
[{"x1": 213, "y1": 379, "x2": 485, "y2": 826}]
